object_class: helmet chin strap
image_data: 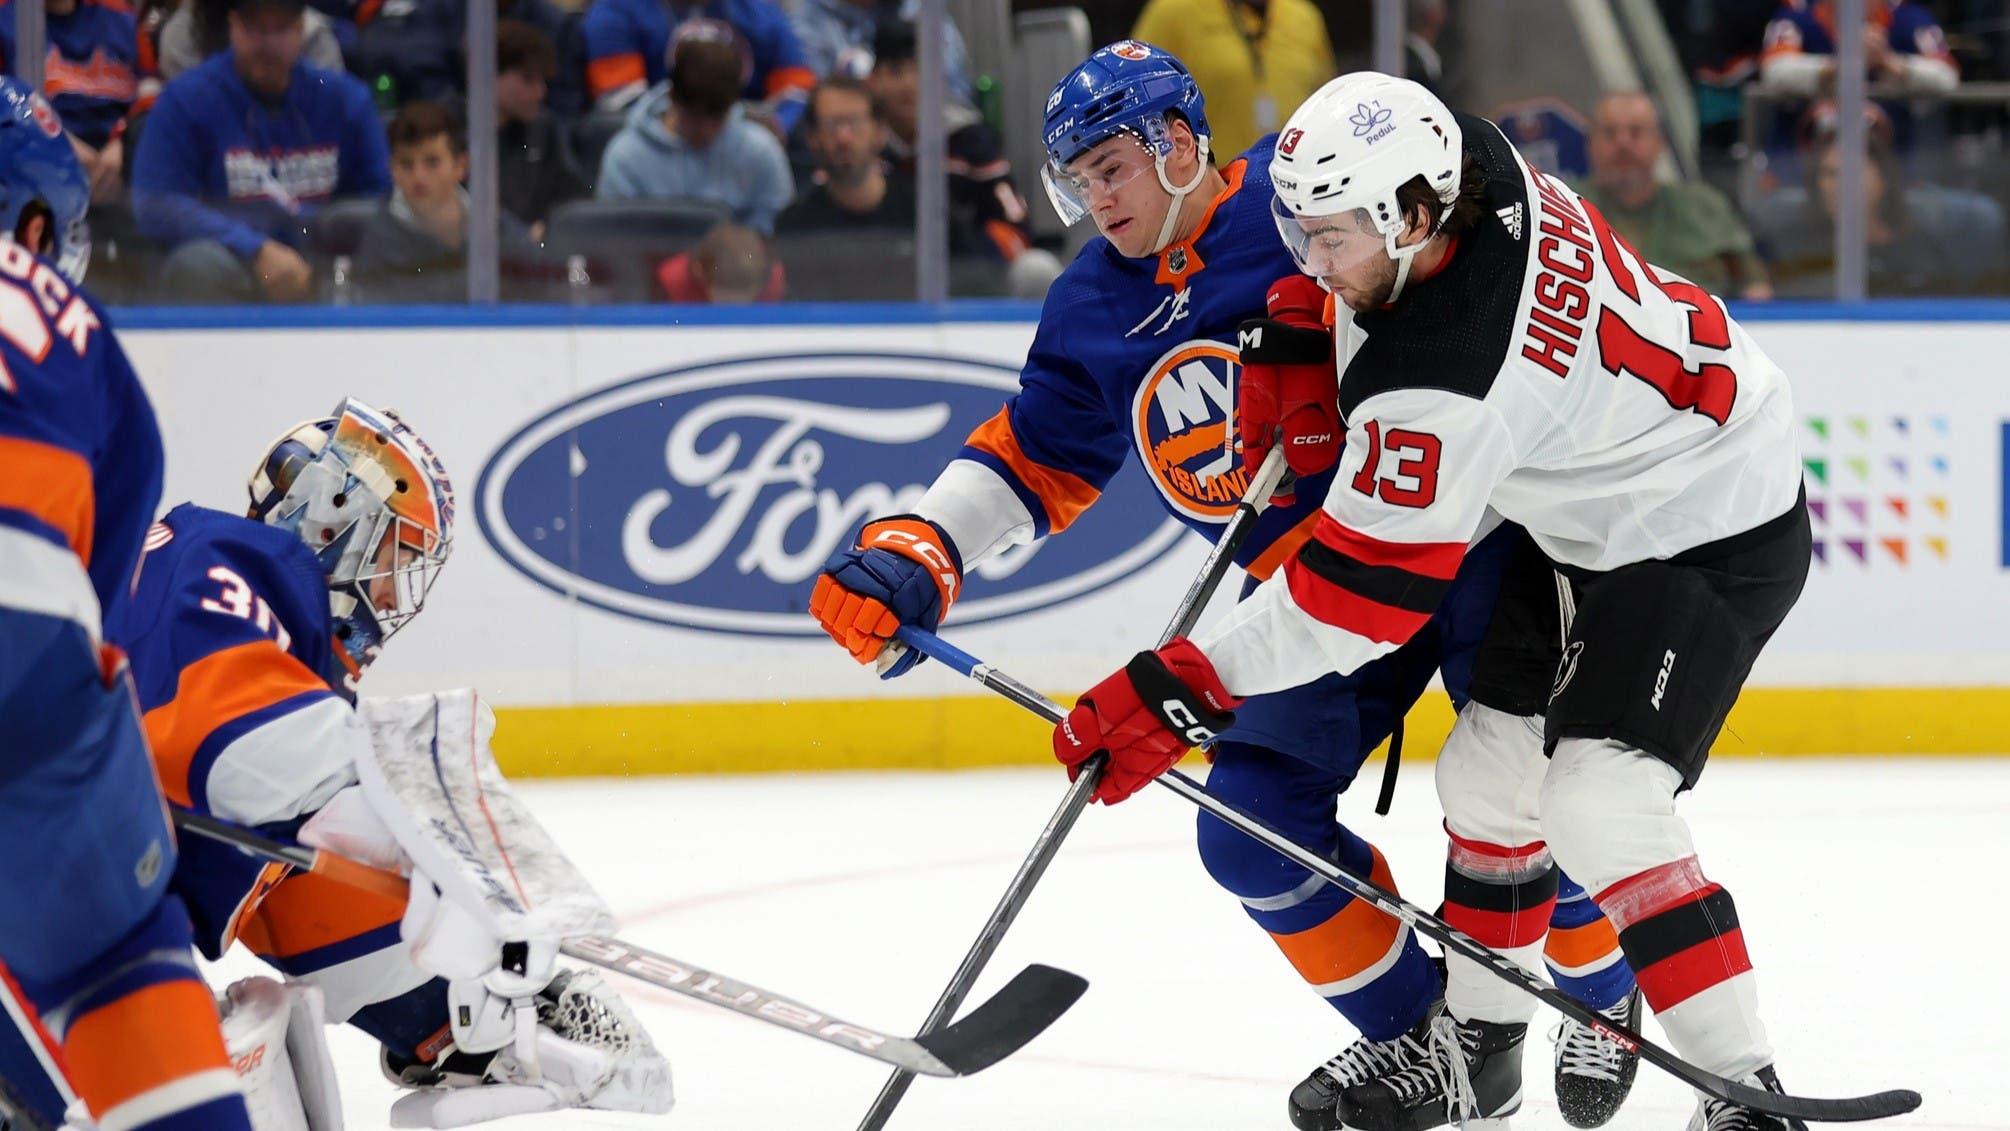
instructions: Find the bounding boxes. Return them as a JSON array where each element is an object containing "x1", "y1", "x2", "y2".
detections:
[
  {"x1": 1382, "y1": 202, "x2": 1453, "y2": 304},
  {"x1": 1148, "y1": 136, "x2": 1212, "y2": 254}
]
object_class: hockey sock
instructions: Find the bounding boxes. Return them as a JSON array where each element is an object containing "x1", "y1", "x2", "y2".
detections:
[
  {"x1": 1259, "y1": 834, "x2": 1440, "y2": 1041},
  {"x1": 1545, "y1": 872, "x2": 1635, "y2": 1011},
  {"x1": 31, "y1": 898, "x2": 252, "y2": 1131},
  {"x1": 1594, "y1": 856, "x2": 1772, "y2": 1078},
  {"x1": 1441, "y1": 827, "x2": 1557, "y2": 1025}
]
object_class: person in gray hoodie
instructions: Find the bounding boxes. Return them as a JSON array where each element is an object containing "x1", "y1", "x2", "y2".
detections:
[{"x1": 594, "y1": 28, "x2": 794, "y2": 235}]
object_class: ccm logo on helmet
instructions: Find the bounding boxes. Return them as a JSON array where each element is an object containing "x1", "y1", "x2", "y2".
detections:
[
  {"x1": 1161, "y1": 700, "x2": 1218, "y2": 745},
  {"x1": 869, "y1": 528, "x2": 960, "y2": 601}
]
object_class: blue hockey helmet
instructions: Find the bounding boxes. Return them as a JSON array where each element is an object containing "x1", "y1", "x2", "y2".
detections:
[
  {"x1": 1040, "y1": 41, "x2": 1212, "y2": 251},
  {"x1": 0, "y1": 77, "x2": 90, "y2": 283}
]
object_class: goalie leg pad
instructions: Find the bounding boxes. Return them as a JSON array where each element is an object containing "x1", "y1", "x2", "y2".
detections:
[{"x1": 218, "y1": 978, "x2": 343, "y2": 1131}]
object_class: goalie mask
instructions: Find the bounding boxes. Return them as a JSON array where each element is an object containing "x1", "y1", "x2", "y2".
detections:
[{"x1": 248, "y1": 399, "x2": 454, "y2": 683}]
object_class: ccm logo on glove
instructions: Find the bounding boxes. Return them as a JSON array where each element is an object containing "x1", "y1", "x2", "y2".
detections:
[
  {"x1": 1053, "y1": 639, "x2": 1242, "y2": 805},
  {"x1": 864, "y1": 524, "x2": 959, "y2": 603}
]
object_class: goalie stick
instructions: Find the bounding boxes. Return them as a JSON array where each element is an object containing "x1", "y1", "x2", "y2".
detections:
[
  {"x1": 169, "y1": 809, "x2": 1087, "y2": 1079},
  {"x1": 855, "y1": 447, "x2": 1292, "y2": 1131},
  {"x1": 894, "y1": 627, "x2": 1924, "y2": 1126}
]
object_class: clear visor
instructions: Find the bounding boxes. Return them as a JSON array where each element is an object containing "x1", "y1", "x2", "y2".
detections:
[
  {"x1": 1272, "y1": 197, "x2": 1393, "y2": 278},
  {"x1": 345, "y1": 507, "x2": 450, "y2": 640},
  {"x1": 1041, "y1": 131, "x2": 1161, "y2": 227}
]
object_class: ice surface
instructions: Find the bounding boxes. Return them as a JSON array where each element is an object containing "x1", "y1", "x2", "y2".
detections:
[{"x1": 204, "y1": 758, "x2": 2010, "y2": 1130}]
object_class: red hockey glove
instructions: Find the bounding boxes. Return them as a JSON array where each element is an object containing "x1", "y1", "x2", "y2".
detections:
[
  {"x1": 1053, "y1": 638, "x2": 1242, "y2": 805},
  {"x1": 1237, "y1": 275, "x2": 1341, "y2": 505}
]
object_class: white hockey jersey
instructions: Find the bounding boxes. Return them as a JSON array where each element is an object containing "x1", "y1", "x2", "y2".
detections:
[{"x1": 1200, "y1": 115, "x2": 1803, "y2": 697}]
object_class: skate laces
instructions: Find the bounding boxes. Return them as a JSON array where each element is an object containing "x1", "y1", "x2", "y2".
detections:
[
  {"x1": 1426, "y1": 1014, "x2": 1482, "y2": 1126},
  {"x1": 1320, "y1": 1028, "x2": 1432, "y2": 1089},
  {"x1": 1551, "y1": 999, "x2": 1631, "y2": 1083}
]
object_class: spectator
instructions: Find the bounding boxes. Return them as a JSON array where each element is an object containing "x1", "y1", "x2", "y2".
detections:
[
  {"x1": 351, "y1": 100, "x2": 536, "y2": 300},
  {"x1": 352, "y1": 0, "x2": 578, "y2": 114},
  {"x1": 497, "y1": 18, "x2": 586, "y2": 236},
  {"x1": 1403, "y1": 0, "x2": 1445, "y2": 97},
  {"x1": 779, "y1": 75, "x2": 911, "y2": 231},
  {"x1": 0, "y1": 0, "x2": 139, "y2": 200},
  {"x1": 582, "y1": 0, "x2": 813, "y2": 130},
  {"x1": 131, "y1": 0, "x2": 389, "y2": 303},
  {"x1": 657, "y1": 220, "x2": 784, "y2": 301},
  {"x1": 1577, "y1": 91, "x2": 1773, "y2": 300},
  {"x1": 1130, "y1": 0, "x2": 1337, "y2": 160},
  {"x1": 867, "y1": 23, "x2": 1028, "y2": 262},
  {"x1": 595, "y1": 32, "x2": 793, "y2": 234},
  {"x1": 791, "y1": 0, "x2": 970, "y2": 105},
  {"x1": 1756, "y1": 133, "x2": 2007, "y2": 296},
  {"x1": 1759, "y1": 0, "x2": 1957, "y2": 96},
  {"x1": 153, "y1": 0, "x2": 343, "y2": 81}
]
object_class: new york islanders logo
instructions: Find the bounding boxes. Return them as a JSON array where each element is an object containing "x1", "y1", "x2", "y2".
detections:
[{"x1": 1131, "y1": 340, "x2": 1252, "y2": 522}]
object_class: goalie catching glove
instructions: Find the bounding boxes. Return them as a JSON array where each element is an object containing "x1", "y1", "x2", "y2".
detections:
[
  {"x1": 1053, "y1": 639, "x2": 1242, "y2": 804},
  {"x1": 811, "y1": 515, "x2": 963, "y2": 677},
  {"x1": 1236, "y1": 274, "x2": 1341, "y2": 504}
]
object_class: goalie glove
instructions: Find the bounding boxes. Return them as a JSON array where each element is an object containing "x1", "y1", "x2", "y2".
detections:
[
  {"x1": 385, "y1": 971, "x2": 673, "y2": 1128},
  {"x1": 1237, "y1": 274, "x2": 1341, "y2": 505}
]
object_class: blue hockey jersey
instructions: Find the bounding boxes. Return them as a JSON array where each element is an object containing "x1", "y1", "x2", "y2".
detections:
[
  {"x1": 0, "y1": 243, "x2": 158, "y2": 631},
  {"x1": 931, "y1": 135, "x2": 1334, "y2": 582},
  {"x1": 129, "y1": 51, "x2": 390, "y2": 258},
  {"x1": 0, "y1": 0, "x2": 140, "y2": 147},
  {"x1": 116, "y1": 502, "x2": 362, "y2": 825}
]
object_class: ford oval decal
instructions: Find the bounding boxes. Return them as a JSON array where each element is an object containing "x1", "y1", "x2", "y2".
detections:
[{"x1": 476, "y1": 352, "x2": 1188, "y2": 635}]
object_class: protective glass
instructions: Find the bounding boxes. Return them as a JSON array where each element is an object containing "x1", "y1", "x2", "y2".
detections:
[
  {"x1": 1271, "y1": 196, "x2": 1391, "y2": 278},
  {"x1": 1041, "y1": 131, "x2": 1160, "y2": 226}
]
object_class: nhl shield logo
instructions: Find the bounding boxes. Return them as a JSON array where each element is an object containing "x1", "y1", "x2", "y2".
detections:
[
  {"x1": 1130, "y1": 340, "x2": 1250, "y2": 522},
  {"x1": 1167, "y1": 246, "x2": 1188, "y2": 274}
]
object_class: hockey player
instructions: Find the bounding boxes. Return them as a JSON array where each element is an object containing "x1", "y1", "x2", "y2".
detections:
[
  {"x1": 1050, "y1": 71, "x2": 1811, "y2": 1131},
  {"x1": 808, "y1": 43, "x2": 1639, "y2": 1129},
  {"x1": 0, "y1": 78, "x2": 259, "y2": 1131},
  {"x1": 104, "y1": 399, "x2": 670, "y2": 1127}
]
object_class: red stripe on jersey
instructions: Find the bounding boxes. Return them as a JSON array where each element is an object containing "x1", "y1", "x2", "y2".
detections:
[
  {"x1": 1283, "y1": 557, "x2": 1434, "y2": 643},
  {"x1": 1307, "y1": 514, "x2": 1466, "y2": 579},
  {"x1": 0, "y1": 434, "x2": 95, "y2": 562},
  {"x1": 142, "y1": 639, "x2": 330, "y2": 808},
  {"x1": 1633, "y1": 928, "x2": 1753, "y2": 1008},
  {"x1": 965, "y1": 408, "x2": 1102, "y2": 535}
]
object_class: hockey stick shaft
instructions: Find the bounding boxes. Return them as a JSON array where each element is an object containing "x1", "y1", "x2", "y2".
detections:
[
  {"x1": 169, "y1": 810, "x2": 1085, "y2": 1079},
  {"x1": 855, "y1": 448, "x2": 1290, "y2": 1131},
  {"x1": 895, "y1": 630, "x2": 1921, "y2": 1125}
]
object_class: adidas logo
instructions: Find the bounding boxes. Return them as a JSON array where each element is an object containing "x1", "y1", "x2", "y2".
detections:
[{"x1": 1497, "y1": 202, "x2": 1524, "y2": 240}]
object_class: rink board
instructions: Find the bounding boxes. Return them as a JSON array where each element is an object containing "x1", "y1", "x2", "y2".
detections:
[{"x1": 117, "y1": 302, "x2": 2010, "y2": 772}]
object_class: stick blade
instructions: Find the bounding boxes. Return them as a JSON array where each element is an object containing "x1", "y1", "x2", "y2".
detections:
[
  {"x1": 1719, "y1": 1079, "x2": 1921, "y2": 1124},
  {"x1": 911, "y1": 964, "x2": 1087, "y2": 1076}
]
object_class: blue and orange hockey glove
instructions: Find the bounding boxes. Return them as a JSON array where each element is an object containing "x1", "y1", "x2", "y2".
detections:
[
  {"x1": 810, "y1": 515, "x2": 962, "y2": 679},
  {"x1": 1053, "y1": 638, "x2": 1242, "y2": 805},
  {"x1": 1237, "y1": 274, "x2": 1340, "y2": 505}
]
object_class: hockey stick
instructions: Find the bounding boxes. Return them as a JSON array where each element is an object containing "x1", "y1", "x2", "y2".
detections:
[
  {"x1": 894, "y1": 628, "x2": 1923, "y2": 1125},
  {"x1": 169, "y1": 809, "x2": 1087, "y2": 1078},
  {"x1": 854, "y1": 446, "x2": 1292, "y2": 1131}
]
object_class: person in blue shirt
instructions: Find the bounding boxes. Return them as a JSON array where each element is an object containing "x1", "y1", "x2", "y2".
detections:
[
  {"x1": 582, "y1": 0, "x2": 814, "y2": 132},
  {"x1": 791, "y1": 0, "x2": 971, "y2": 106},
  {"x1": 129, "y1": 0, "x2": 388, "y2": 303},
  {"x1": 595, "y1": 29, "x2": 793, "y2": 235},
  {"x1": 0, "y1": 0, "x2": 140, "y2": 200}
]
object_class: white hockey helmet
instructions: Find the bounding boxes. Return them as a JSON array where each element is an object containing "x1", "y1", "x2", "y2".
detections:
[
  {"x1": 1269, "y1": 73, "x2": 1462, "y2": 291},
  {"x1": 248, "y1": 399, "x2": 455, "y2": 680}
]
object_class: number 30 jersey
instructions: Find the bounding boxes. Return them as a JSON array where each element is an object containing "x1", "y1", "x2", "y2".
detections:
[{"x1": 1201, "y1": 114, "x2": 1802, "y2": 697}]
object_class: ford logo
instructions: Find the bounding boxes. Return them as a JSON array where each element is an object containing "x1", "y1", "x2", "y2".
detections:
[{"x1": 476, "y1": 351, "x2": 1188, "y2": 636}]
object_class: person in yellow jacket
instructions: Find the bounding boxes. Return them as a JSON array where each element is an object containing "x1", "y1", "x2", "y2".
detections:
[{"x1": 1130, "y1": 0, "x2": 1337, "y2": 158}]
